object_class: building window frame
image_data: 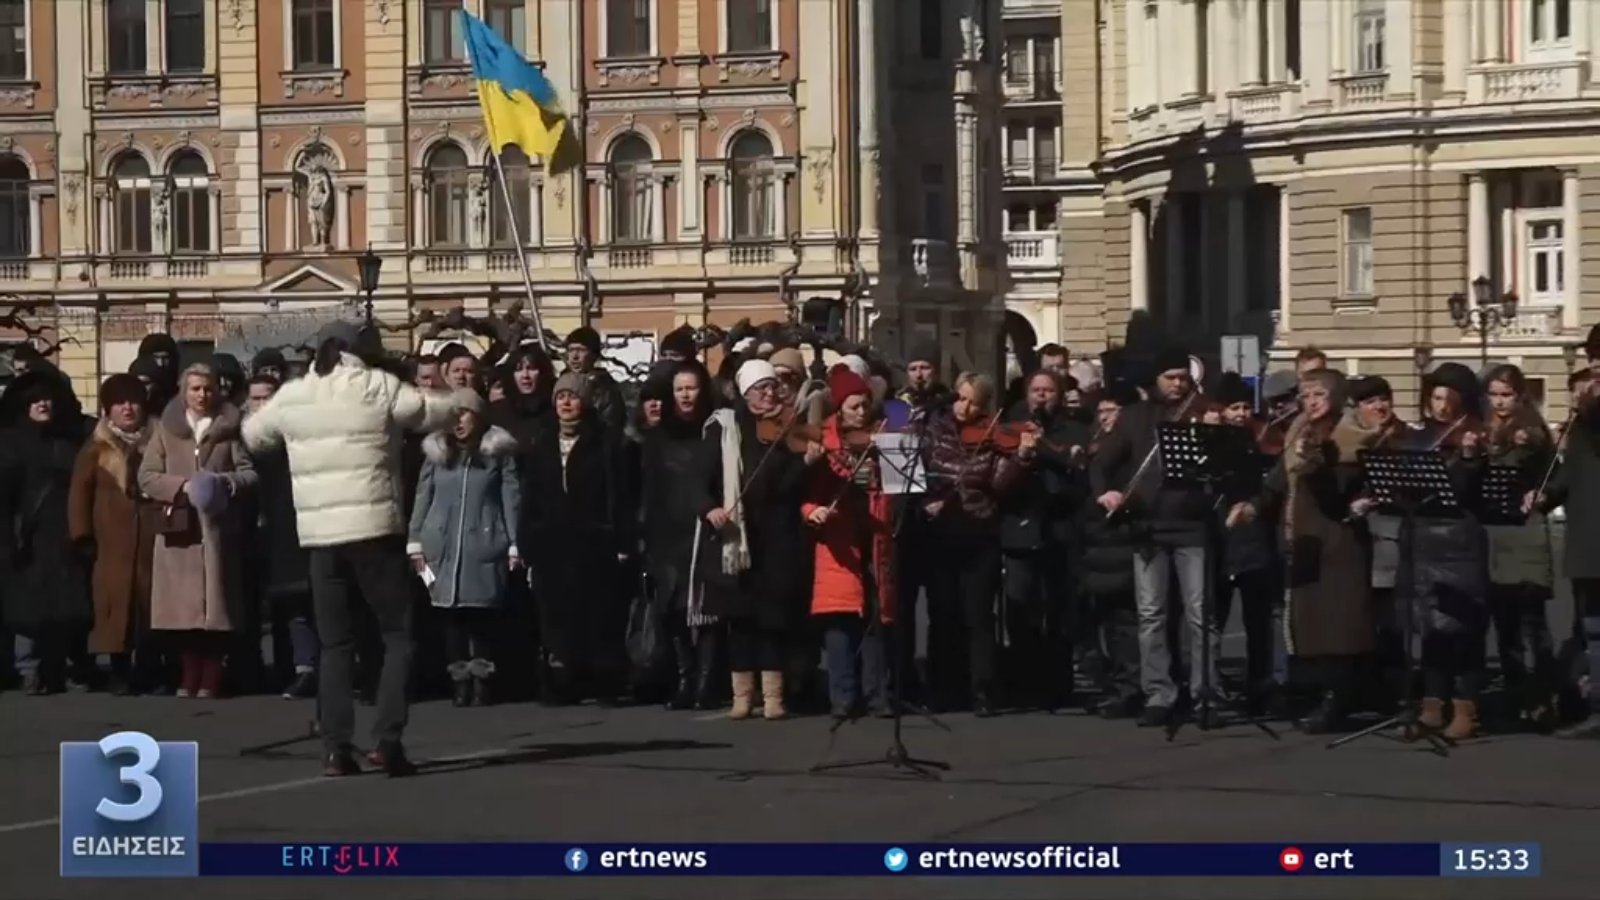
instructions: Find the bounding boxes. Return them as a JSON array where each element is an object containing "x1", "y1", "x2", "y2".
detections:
[
  {"x1": 484, "y1": 0, "x2": 526, "y2": 54},
  {"x1": 424, "y1": 143, "x2": 472, "y2": 248},
  {"x1": 608, "y1": 134, "x2": 655, "y2": 244},
  {"x1": 164, "y1": 0, "x2": 206, "y2": 74},
  {"x1": 0, "y1": 154, "x2": 29, "y2": 258},
  {"x1": 423, "y1": 0, "x2": 466, "y2": 65},
  {"x1": 287, "y1": 0, "x2": 340, "y2": 72},
  {"x1": 0, "y1": 0, "x2": 29, "y2": 81},
  {"x1": 727, "y1": 131, "x2": 777, "y2": 241},
  {"x1": 1527, "y1": 0, "x2": 1573, "y2": 58},
  {"x1": 488, "y1": 146, "x2": 534, "y2": 248},
  {"x1": 107, "y1": 0, "x2": 148, "y2": 76},
  {"x1": 600, "y1": 0, "x2": 656, "y2": 59},
  {"x1": 168, "y1": 151, "x2": 212, "y2": 254},
  {"x1": 1340, "y1": 206, "x2": 1375, "y2": 299},
  {"x1": 111, "y1": 155, "x2": 154, "y2": 254},
  {"x1": 1352, "y1": 0, "x2": 1385, "y2": 74},
  {"x1": 721, "y1": 0, "x2": 776, "y2": 53}
]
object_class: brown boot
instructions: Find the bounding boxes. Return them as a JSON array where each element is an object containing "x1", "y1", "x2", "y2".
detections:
[
  {"x1": 1444, "y1": 699, "x2": 1479, "y2": 740},
  {"x1": 729, "y1": 672, "x2": 756, "y2": 720},
  {"x1": 1419, "y1": 697, "x2": 1445, "y2": 730},
  {"x1": 760, "y1": 671, "x2": 787, "y2": 720}
]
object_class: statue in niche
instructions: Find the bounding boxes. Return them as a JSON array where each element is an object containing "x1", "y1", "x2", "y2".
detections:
[
  {"x1": 296, "y1": 146, "x2": 337, "y2": 247},
  {"x1": 151, "y1": 184, "x2": 169, "y2": 239}
]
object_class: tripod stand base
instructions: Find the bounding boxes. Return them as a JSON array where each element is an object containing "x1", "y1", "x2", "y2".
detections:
[
  {"x1": 809, "y1": 742, "x2": 951, "y2": 781},
  {"x1": 1325, "y1": 711, "x2": 1455, "y2": 756},
  {"x1": 1164, "y1": 696, "x2": 1282, "y2": 742}
]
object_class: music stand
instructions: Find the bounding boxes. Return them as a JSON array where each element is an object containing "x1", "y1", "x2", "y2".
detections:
[
  {"x1": 1152, "y1": 422, "x2": 1280, "y2": 741},
  {"x1": 1327, "y1": 450, "x2": 1458, "y2": 756},
  {"x1": 1479, "y1": 464, "x2": 1528, "y2": 527},
  {"x1": 811, "y1": 425, "x2": 951, "y2": 781}
]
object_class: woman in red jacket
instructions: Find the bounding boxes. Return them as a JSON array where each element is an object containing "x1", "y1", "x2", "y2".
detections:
[{"x1": 804, "y1": 366, "x2": 895, "y2": 720}]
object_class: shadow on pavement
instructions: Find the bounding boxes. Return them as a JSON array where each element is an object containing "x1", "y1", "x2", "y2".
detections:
[{"x1": 411, "y1": 739, "x2": 733, "y2": 778}]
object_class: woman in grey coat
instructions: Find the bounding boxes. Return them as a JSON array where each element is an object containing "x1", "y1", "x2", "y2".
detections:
[{"x1": 406, "y1": 391, "x2": 522, "y2": 707}]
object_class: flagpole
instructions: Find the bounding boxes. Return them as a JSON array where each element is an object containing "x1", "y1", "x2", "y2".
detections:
[{"x1": 487, "y1": 149, "x2": 551, "y2": 354}]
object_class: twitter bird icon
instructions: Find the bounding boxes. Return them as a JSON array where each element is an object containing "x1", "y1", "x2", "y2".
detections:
[{"x1": 883, "y1": 847, "x2": 909, "y2": 872}]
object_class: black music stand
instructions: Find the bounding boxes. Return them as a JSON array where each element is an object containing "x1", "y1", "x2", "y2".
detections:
[
  {"x1": 1327, "y1": 450, "x2": 1458, "y2": 756},
  {"x1": 1153, "y1": 422, "x2": 1280, "y2": 741},
  {"x1": 811, "y1": 426, "x2": 951, "y2": 781}
]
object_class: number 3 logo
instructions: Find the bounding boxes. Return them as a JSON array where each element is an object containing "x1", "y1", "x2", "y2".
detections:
[{"x1": 95, "y1": 731, "x2": 163, "y2": 823}]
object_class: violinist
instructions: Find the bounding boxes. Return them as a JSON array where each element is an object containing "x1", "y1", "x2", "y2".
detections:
[
  {"x1": 1079, "y1": 382, "x2": 1144, "y2": 718},
  {"x1": 803, "y1": 366, "x2": 893, "y2": 720},
  {"x1": 1480, "y1": 364, "x2": 1560, "y2": 731},
  {"x1": 1213, "y1": 374, "x2": 1287, "y2": 716},
  {"x1": 922, "y1": 372, "x2": 1035, "y2": 716},
  {"x1": 1226, "y1": 369, "x2": 1382, "y2": 734},
  {"x1": 999, "y1": 369, "x2": 1091, "y2": 711},
  {"x1": 1088, "y1": 349, "x2": 1217, "y2": 728},
  {"x1": 1401, "y1": 362, "x2": 1490, "y2": 740},
  {"x1": 695, "y1": 360, "x2": 823, "y2": 721}
]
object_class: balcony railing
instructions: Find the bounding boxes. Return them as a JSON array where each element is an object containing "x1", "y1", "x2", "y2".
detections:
[
  {"x1": 1469, "y1": 60, "x2": 1585, "y2": 104},
  {"x1": 1005, "y1": 231, "x2": 1060, "y2": 269},
  {"x1": 1333, "y1": 73, "x2": 1388, "y2": 107},
  {"x1": 1495, "y1": 304, "x2": 1563, "y2": 339},
  {"x1": 422, "y1": 253, "x2": 469, "y2": 274},
  {"x1": 1003, "y1": 73, "x2": 1061, "y2": 102},
  {"x1": 729, "y1": 244, "x2": 775, "y2": 266},
  {"x1": 609, "y1": 246, "x2": 654, "y2": 268},
  {"x1": 910, "y1": 238, "x2": 954, "y2": 286},
  {"x1": 168, "y1": 258, "x2": 210, "y2": 279},
  {"x1": 108, "y1": 259, "x2": 150, "y2": 279},
  {"x1": 0, "y1": 259, "x2": 26, "y2": 280}
]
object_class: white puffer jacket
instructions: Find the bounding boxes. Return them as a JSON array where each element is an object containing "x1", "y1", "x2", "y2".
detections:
[{"x1": 242, "y1": 352, "x2": 457, "y2": 548}]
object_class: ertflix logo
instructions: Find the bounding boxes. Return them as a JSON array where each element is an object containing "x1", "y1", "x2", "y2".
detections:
[
  {"x1": 565, "y1": 848, "x2": 588, "y2": 872},
  {"x1": 1279, "y1": 847, "x2": 1303, "y2": 872}
]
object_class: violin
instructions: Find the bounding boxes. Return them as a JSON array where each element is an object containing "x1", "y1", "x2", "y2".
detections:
[
  {"x1": 755, "y1": 408, "x2": 820, "y2": 453},
  {"x1": 958, "y1": 414, "x2": 1040, "y2": 454},
  {"x1": 1425, "y1": 414, "x2": 1488, "y2": 453},
  {"x1": 1249, "y1": 406, "x2": 1298, "y2": 456}
]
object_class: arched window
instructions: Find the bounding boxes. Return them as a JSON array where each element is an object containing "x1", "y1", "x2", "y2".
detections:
[
  {"x1": 112, "y1": 154, "x2": 152, "y2": 253},
  {"x1": 608, "y1": 135, "x2": 652, "y2": 244},
  {"x1": 168, "y1": 151, "x2": 210, "y2": 253},
  {"x1": 426, "y1": 143, "x2": 470, "y2": 247},
  {"x1": 0, "y1": 155, "x2": 28, "y2": 257},
  {"x1": 729, "y1": 131, "x2": 775, "y2": 240},
  {"x1": 489, "y1": 145, "x2": 531, "y2": 247}
]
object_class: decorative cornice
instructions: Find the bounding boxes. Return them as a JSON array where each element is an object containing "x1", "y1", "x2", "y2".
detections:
[
  {"x1": 587, "y1": 91, "x2": 793, "y2": 114},
  {"x1": 258, "y1": 109, "x2": 365, "y2": 127},
  {"x1": 90, "y1": 114, "x2": 219, "y2": 131},
  {"x1": 280, "y1": 70, "x2": 347, "y2": 99},
  {"x1": 595, "y1": 58, "x2": 665, "y2": 89},
  {"x1": 714, "y1": 52, "x2": 785, "y2": 83}
]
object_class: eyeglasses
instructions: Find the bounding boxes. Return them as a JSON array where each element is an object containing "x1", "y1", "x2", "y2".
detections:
[{"x1": 747, "y1": 381, "x2": 778, "y2": 396}]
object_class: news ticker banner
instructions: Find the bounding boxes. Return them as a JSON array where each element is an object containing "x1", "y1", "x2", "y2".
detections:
[{"x1": 61, "y1": 734, "x2": 1541, "y2": 879}]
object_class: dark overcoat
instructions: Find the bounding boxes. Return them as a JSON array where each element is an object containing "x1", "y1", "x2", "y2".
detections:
[
  {"x1": 1546, "y1": 409, "x2": 1600, "y2": 580},
  {"x1": 0, "y1": 421, "x2": 92, "y2": 634}
]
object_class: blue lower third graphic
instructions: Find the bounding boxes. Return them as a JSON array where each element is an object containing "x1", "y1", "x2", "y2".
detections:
[
  {"x1": 884, "y1": 847, "x2": 909, "y2": 872},
  {"x1": 60, "y1": 732, "x2": 199, "y2": 878},
  {"x1": 566, "y1": 848, "x2": 589, "y2": 872}
]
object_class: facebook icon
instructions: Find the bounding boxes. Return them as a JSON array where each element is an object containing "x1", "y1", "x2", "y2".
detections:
[
  {"x1": 60, "y1": 731, "x2": 199, "y2": 878},
  {"x1": 565, "y1": 848, "x2": 589, "y2": 872}
]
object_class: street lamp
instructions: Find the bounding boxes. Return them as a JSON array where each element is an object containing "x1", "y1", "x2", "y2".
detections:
[
  {"x1": 1447, "y1": 274, "x2": 1518, "y2": 367},
  {"x1": 357, "y1": 249, "x2": 383, "y2": 325}
]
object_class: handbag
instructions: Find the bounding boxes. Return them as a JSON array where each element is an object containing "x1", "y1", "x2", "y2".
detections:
[{"x1": 158, "y1": 495, "x2": 194, "y2": 537}]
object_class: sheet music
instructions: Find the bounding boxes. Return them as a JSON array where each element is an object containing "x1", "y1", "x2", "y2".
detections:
[{"x1": 874, "y1": 432, "x2": 927, "y2": 495}]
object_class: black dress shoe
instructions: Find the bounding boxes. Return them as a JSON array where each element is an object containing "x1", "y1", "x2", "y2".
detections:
[
  {"x1": 1299, "y1": 692, "x2": 1344, "y2": 735},
  {"x1": 451, "y1": 680, "x2": 472, "y2": 708},
  {"x1": 282, "y1": 671, "x2": 317, "y2": 700},
  {"x1": 1137, "y1": 705, "x2": 1172, "y2": 728},
  {"x1": 666, "y1": 677, "x2": 695, "y2": 711},
  {"x1": 322, "y1": 747, "x2": 362, "y2": 777},
  {"x1": 366, "y1": 741, "x2": 418, "y2": 777}
]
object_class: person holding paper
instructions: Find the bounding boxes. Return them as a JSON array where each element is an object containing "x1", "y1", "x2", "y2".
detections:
[
  {"x1": 407, "y1": 391, "x2": 522, "y2": 708},
  {"x1": 803, "y1": 366, "x2": 894, "y2": 720}
]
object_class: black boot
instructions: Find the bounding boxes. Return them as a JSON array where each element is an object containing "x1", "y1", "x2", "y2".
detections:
[
  {"x1": 1299, "y1": 691, "x2": 1345, "y2": 735},
  {"x1": 451, "y1": 678, "x2": 472, "y2": 707},
  {"x1": 666, "y1": 634, "x2": 695, "y2": 711},
  {"x1": 692, "y1": 631, "x2": 722, "y2": 711},
  {"x1": 472, "y1": 676, "x2": 493, "y2": 707}
]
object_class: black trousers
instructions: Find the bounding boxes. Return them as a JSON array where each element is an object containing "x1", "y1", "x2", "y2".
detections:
[
  {"x1": 441, "y1": 607, "x2": 499, "y2": 675},
  {"x1": 1572, "y1": 578, "x2": 1600, "y2": 712},
  {"x1": 1093, "y1": 588, "x2": 1140, "y2": 702},
  {"x1": 893, "y1": 527, "x2": 934, "y2": 701},
  {"x1": 1233, "y1": 567, "x2": 1282, "y2": 691},
  {"x1": 309, "y1": 536, "x2": 416, "y2": 753},
  {"x1": 728, "y1": 617, "x2": 784, "y2": 673},
  {"x1": 1002, "y1": 550, "x2": 1072, "y2": 702},
  {"x1": 1488, "y1": 583, "x2": 1559, "y2": 705},
  {"x1": 1421, "y1": 630, "x2": 1487, "y2": 702},
  {"x1": 927, "y1": 535, "x2": 1001, "y2": 699}
]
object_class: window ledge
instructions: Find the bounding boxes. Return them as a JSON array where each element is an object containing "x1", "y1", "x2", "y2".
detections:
[
  {"x1": 1332, "y1": 296, "x2": 1379, "y2": 313},
  {"x1": 595, "y1": 57, "x2": 665, "y2": 88},
  {"x1": 0, "y1": 80, "x2": 37, "y2": 110},
  {"x1": 406, "y1": 63, "x2": 474, "y2": 98},
  {"x1": 714, "y1": 50, "x2": 785, "y2": 82},
  {"x1": 90, "y1": 73, "x2": 217, "y2": 110},
  {"x1": 280, "y1": 69, "x2": 348, "y2": 100}
]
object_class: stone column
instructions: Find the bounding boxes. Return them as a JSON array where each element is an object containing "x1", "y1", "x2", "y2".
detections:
[
  {"x1": 677, "y1": 118, "x2": 700, "y2": 237},
  {"x1": 218, "y1": 0, "x2": 262, "y2": 258},
  {"x1": 541, "y1": 0, "x2": 577, "y2": 245},
  {"x1": 54, "y1": 0, "x2": 90, "y2": 261},
  {"x1": 1130, "y1": 201, "x2": 1149, "y2": 312},
  {"x1": 1242, "y1": 0, "x2": 1263, "y2": 85},
  {"x1": 1468, "y1": 173, "x2": 1489, "y2": 290},
  {"x1": 1563, "y1": 169, "x2": 1581, "y2": 330},
  {"x1": 1277, "y1": 187, "x2": 1291, "y2": 332},
  {"x1": 858, "y1": 0, "x2": 880, "y2": 236},
  {"x1": 1444, "y1": 0, "x2": 1470, "y2": 95},
  {"x1": 798, "y1": 0, "x2": 839, "y2": 237},
  {"x1": 365, "y1": 1, "x2": 408, "y2": 252}
]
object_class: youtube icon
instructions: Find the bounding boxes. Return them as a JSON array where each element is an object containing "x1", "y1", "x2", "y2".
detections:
[{"x1": 1279, "y1": 848, "x2": 1304, "y2": 872}]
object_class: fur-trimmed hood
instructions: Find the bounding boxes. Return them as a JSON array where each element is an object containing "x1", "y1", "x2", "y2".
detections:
[
  {"x1": 159, "y1": 395, "x2": 243, "y2": 444},
  {"x1": 421, "y1": 424, "x2": 517, "y2": 465}
]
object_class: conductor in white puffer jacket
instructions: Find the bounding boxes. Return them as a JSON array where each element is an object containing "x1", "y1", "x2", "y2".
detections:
[{"x1": 243, "y1": 320, "x2": 457, "y2": 778}]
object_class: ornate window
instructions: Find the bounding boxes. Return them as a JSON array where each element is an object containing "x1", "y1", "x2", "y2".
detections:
[
  {"x1": 727, "y1": 0, "x2": 773, "y2": 52},
  {"x1": 291, "y1": 0, "x2": 336, "y2": 70},
  {"x1": 605, "y1": 0, "x2": 651, "y2": 58},
  {"x1": 489, "y1": 146, "x2": 531, "y2": 247},
  {"x1": 165, "y1": 0, "x2": 205, "y2": 73},
  {"x1": 729, "y1": 131, "x2": 775, "y2": 240},
  {"x1": 112, "y1": 155, "x2": 153, "y2": 253},
  {"x1": 0, "y1": 1, "x2": 26, "y2": 80},
  {"x1": 608, "y1": 135, "x2": 653, "y2": 244},
  {"x1": 107, "y1": 0, "x2": 147, "y2": 75},
  {"x1": 485, "y1": 0, "x2": 526, "y2": 53},
  {"x1": 423, "y1": 0, "x2": 464, "y2": 64},
  {"x1": 425, "y1": 143, "x2": 471, "y2": 247},
  {"x1": 1353, "y1": 0, "x2": 1385, "y2": 74},
  {"x1": 0, "y1": 155, "x2": 28, "y2": 257},
  {"x1": 168, "y1": 151, "x2": 210, "y2": 253}
]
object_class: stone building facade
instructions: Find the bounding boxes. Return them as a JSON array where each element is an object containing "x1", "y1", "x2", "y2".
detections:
[
  {"x1": 1066, "y1": 0, "x2": 1600, "y2": 414},
  {"x1": 0, "y1": 0, "x2": 1006, "y2": 403}
]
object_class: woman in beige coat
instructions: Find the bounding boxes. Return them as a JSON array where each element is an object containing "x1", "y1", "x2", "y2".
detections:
[{"x1": 138, "y1": 362, "x2": 257, "y2": 698}]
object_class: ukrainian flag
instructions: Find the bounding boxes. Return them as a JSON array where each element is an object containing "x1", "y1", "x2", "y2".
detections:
[{"x1": 461, "y1": 10, "x2": 566, "y2": 163}]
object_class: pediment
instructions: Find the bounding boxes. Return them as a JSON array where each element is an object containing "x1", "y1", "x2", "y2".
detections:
[{"x1": 260, "y1": 264, "x2": 356, "y2": 295}]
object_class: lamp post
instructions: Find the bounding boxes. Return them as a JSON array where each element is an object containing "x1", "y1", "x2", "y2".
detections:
[
  {"x1": 1447, "y1": 274, "x2": 1518, "y2": 368},
  {"x1": 357, "y1": 248, "x2": 383, "y2": 326}
]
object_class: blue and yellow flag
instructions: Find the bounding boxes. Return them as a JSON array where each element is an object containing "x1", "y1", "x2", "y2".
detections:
[{"x1": 461, "y1": 11, "x2": 566, "y2": 162}]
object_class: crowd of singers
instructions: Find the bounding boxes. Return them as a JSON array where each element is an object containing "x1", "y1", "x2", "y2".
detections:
[{"x1": 3, "y1": 321, "x2": 1598, "y2": 764}]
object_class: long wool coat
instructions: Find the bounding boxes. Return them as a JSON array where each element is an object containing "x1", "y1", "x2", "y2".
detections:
[
  {"x1": 67, "y1": 419, "x2": 158, "y2": 653},
  {"x1": 805, "y1": 418, "x2": 896, "y2": 623},
  {"x1": 137, "y1": 399, "x2": 257, "y2": 633},
  {"x1": 407, "y1": 426, "x2": 522, "y2": 610},
  {"x1": 0, "y1": 422, "x2": 92, "y2": 634}
]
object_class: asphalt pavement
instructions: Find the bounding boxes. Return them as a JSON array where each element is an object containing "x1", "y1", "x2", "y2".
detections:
[{"x1": 2, "y1": 673, "x2": 1595, "y2": 900}]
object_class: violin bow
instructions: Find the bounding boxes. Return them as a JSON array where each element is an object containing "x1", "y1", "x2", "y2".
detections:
[{"x1": 822, "y1": 420, "x2": 890, "y2": 517}]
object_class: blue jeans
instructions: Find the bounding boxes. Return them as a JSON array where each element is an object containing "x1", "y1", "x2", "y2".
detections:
[
  {"x1": 13, "y1": 633, "x2": 37, "y2": 677},
  {"x1": 820, "y1": 614, "x2": 886, "y2": 711}
]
